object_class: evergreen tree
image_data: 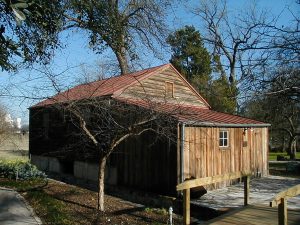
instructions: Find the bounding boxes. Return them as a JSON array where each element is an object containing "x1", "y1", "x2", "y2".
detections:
[
  {"x1": 208, "y1": 74, "x2": 238, "y2": 114},
  {"x1": 167, "y1": 26, "x2": 212, "y2": 98},
  {"x1": 167, "y1": 26, "x2": 237, "y2": 113}
]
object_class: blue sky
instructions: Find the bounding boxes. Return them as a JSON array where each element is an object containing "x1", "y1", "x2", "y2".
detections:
[{"x1": 0, "y1": 0, "x2": 298, "y2": 124}]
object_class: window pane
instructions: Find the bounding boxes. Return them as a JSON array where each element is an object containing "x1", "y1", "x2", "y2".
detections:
[
  {"x1": 219, "y1": 139, "x2": 223, "y2": 146},
  {"x1": 219, "y1": 131, "x2": 223, "y2": 139},
  {"x1": 224, "y1": 139, "x2": 228, "y2": 146},
  {"x1": 223, "y1": 131, "x2": 227, "y2": 138}
]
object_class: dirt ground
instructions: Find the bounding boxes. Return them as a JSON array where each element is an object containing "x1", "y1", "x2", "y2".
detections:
[{"x1": 24, "y1": 179, "x2": 183, "y2": 225}]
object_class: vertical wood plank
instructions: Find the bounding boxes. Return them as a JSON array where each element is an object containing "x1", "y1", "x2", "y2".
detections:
[
  {"x1": 195, "y1": 127, "x2": 200, "y2": 178},
  {"x1": 203, "y1": 128, "x2": 207, "y2": 177},
  {"x1": 244, "y1": 176, "x2": 250, "y2": 206},
  {"x1": 230, "y1": 128, "x2": 235, "y2": 172},
  {"x1": 189, "y1": 127, "x2": 195, "y2": 177},
  {"x1": 183, "y1": 188, "x2": 190, "y2": 225},
  {"x1": 206, "y1": 128, "x2": 210, "y2": 177},
  {"x1": 278, "y1": 198, "x2": 287, "y2": 225},
  {"x1": 177, "y1": 124, "x2": 181, "y2": 185},
  {"x1": 184, "y1": 127, "x2": 190, "y2": 179}
]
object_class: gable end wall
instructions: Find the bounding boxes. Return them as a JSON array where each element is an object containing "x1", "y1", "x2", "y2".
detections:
[{"x1": 119, "y1": 68, "x2": 208, "y2": 108}]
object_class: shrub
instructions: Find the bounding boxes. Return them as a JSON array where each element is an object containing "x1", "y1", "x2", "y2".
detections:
[{"x1": 0, "y1": 159, "x2": 46, "y2": 180}]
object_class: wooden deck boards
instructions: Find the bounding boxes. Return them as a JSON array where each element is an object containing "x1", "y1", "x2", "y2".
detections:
[{"x1": 203, "y1": 205, "x2": 300, "y2": 225}]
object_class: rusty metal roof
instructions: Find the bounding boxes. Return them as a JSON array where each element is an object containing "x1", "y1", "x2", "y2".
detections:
[
  {"x1": 31, "y1": 64, "x2": 269, "y2": 126},
  {"x1": 114, "y1": 97, "x2": 270, "y2": 127},
  {"x1": 32, "y1": 64, "x2": 170, "y2": 108}
]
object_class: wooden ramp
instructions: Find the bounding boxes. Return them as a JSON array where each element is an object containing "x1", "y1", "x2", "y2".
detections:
[{"x1": 203, "y1": 205, "x2": 300, "y2": 225}]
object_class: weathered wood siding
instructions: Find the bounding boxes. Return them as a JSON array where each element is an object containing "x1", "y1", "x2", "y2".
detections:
[
  {"x1": 119, "y1": 68, "x2": 208, "y2": 108},
  {"x1": 108, "y1": 131, "x2": 178, "y2": 195},
  {"x1": 182, "y1": 127, "x2": 268, "y2": 187},
  {"x1": 30, "y1": 107, "x2": 178, "y2": 195}
]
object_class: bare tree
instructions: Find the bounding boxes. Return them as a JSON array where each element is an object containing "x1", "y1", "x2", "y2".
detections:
[
  {"x1": 241, "y1": 68, "x2": 300, "y2": 159},
  {"x1": 193, "y1": 0, "x2": 274, "y2": 84},
  {"x1": 40, "y1": 95, "x2": 178, "y2": 211},
  {"x1": 0, "y1": 105, "x2": 11, "y2": 145},
  {"x1": 63, "y1": 0, "x2": 172, "y2": 74}
]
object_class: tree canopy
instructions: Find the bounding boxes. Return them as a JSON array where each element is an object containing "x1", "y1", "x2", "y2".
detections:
[
  {"x1": 64, "y1": 0, "x2": 171, "y2": 74},
  {"x1": 0, "y1": 0, "x2": 63, "y2": 71},
  {"x1": 167, "y1": 26, "x2": 212, "y2": 98},
  {"x1": 167, "y1": 26, "x2": 237, "y2": 113}
]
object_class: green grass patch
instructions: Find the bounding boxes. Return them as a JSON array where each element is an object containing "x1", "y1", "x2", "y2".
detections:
[
  {"x1": 144, "y1": 207, "x2": 168, "y2": 215},
  {"x1": 269, "y1": 152, "x2": 300, "y2": 161},
  {"x1": 0, "y1": 150, "x2": 28, "y2": 161},
  {"x1": 0, "y1": 178, "x2": 46, "y2": 191},
  {"x1": 26, "y1": 190, "x2": 73, "y2": 225}
]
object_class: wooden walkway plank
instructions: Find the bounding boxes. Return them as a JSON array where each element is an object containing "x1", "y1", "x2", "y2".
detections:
[{"x1": 203, "y1": 205, "x2": 300, "y2": 225}]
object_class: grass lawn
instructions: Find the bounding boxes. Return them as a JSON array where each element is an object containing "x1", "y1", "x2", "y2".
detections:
[
  {"x1": 269, "y1": 152, "x2": 300, "y2": 161},
  {"x1": 0, "y1": 150, "x2": 28, "y2": 161}
]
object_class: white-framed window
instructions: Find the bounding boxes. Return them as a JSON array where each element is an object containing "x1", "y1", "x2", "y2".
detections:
[{"x1": 219, "y1": 130, "x2": 229, "y2": 147}]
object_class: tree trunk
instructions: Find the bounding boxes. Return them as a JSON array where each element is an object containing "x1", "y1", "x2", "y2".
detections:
[
  {"x1": 288, "y1": 137, "x2": 297, "y2": 160},
  {"x1": 229, "y1": 62, "x2": 235, "y2": 84},
  {"x1": 116, "y1": 47, "x2": 129, "y2": 75},
  {"x1": 97, "y1": 156, "x2": 107, "y2": 211}
]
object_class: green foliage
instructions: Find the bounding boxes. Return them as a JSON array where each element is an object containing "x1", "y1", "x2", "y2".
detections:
[
  {"x1": 0, "y1": 0, "x2": 63, "y2": 71},
  {"x1": 207, "y1": 75, "x2": 238, "y2": 114},
  {"x1": 167, "y1": 26, "x2": 212, "y2": 97},
  {"x1": 166, "y1": 26, "x2": 238, "y2": 113},
  {"x1": 0, "y1": 159, "x2": 46, "y2": 180},
  {"x1": 144, "y1": 207, "x2": 168, "y2": 215}
]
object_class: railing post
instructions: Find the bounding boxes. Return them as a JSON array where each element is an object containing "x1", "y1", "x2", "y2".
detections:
[
  {"x1": 243, "y1": 175, "x2": 250, "y2": 206},
  {"x1": 183, "y1": 188, "x2": 190, "y2": 225},
  {"x1": 278, "y1": 198, "x2": 287, "y2": 225}
]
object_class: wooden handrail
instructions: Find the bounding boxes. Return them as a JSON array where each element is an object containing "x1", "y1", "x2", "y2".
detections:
[
  {"x1": 176, "y1": 171, "x2": 250, "y2": 191},
  {"x1": 177, "y1": 171, "x2": 251, "y2": 225},
  {"x1": 270, "y1": 184, "x2": 300, "y2": 207},
  {"x1": 269, "y1": 184, "x2": 300, "y2": 225}
]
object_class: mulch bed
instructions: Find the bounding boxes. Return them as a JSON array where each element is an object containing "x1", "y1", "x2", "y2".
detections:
[{"x1": 23, "y1": 179, "x2": 183, "y2": 225}]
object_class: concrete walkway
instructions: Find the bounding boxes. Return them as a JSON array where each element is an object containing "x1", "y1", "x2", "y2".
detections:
[
  {"x1": 0, "y1": 189, "x2": 41, "y2": 225},
  {"x1": 193, "y1": 175, "x2": 300, "y2": 210}
]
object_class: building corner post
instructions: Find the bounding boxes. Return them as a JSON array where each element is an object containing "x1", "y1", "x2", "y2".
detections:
[{"x1": 180, "y1": 122, "x2": 185, "y2": 184}]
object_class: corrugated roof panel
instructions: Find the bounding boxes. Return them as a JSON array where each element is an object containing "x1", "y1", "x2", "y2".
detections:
[
  {"x1": 32, "y1": 64, "x2": 168, "y2": 108},
  {"x1": 114, "y1": 97, "x2": 269, "y2": 126},
  {"x1": 31, "y1": 63, "x2": 268, "y2": 126}
]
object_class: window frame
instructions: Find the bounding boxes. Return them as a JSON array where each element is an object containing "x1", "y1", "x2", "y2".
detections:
[
  {"x1": 243, "y1": 128, "x2": 248, "y2": 148},
  {"x1": 219, "y1": 129, "x2": 229, "y2": 148},
  {"x1": 165, "y1": 81, "x2": 174, "y2": 98}
]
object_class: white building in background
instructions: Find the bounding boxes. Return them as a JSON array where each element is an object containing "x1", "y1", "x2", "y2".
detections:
[
  {"x1": 4, "y1": 114, "x2": 13, "y2": 127},
  {"x1": 15, "y1": 118, "x2": 22, "y2": 130},
  {"x1": 4, "y1": 114, "x2": 22, "y2": 131}
]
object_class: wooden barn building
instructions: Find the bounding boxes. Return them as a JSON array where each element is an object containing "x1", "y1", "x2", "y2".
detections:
[{"x1": 29, "y1": 64, "x2": 270, "y2": 196}]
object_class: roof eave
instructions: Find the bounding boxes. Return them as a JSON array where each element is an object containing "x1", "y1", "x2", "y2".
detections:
[
  {"x1": 29, "y1": 94, "x2": 113, "y2": 109},
  {"x1": 181, "y1": 121, "x2": 271, "y2": 128}
]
